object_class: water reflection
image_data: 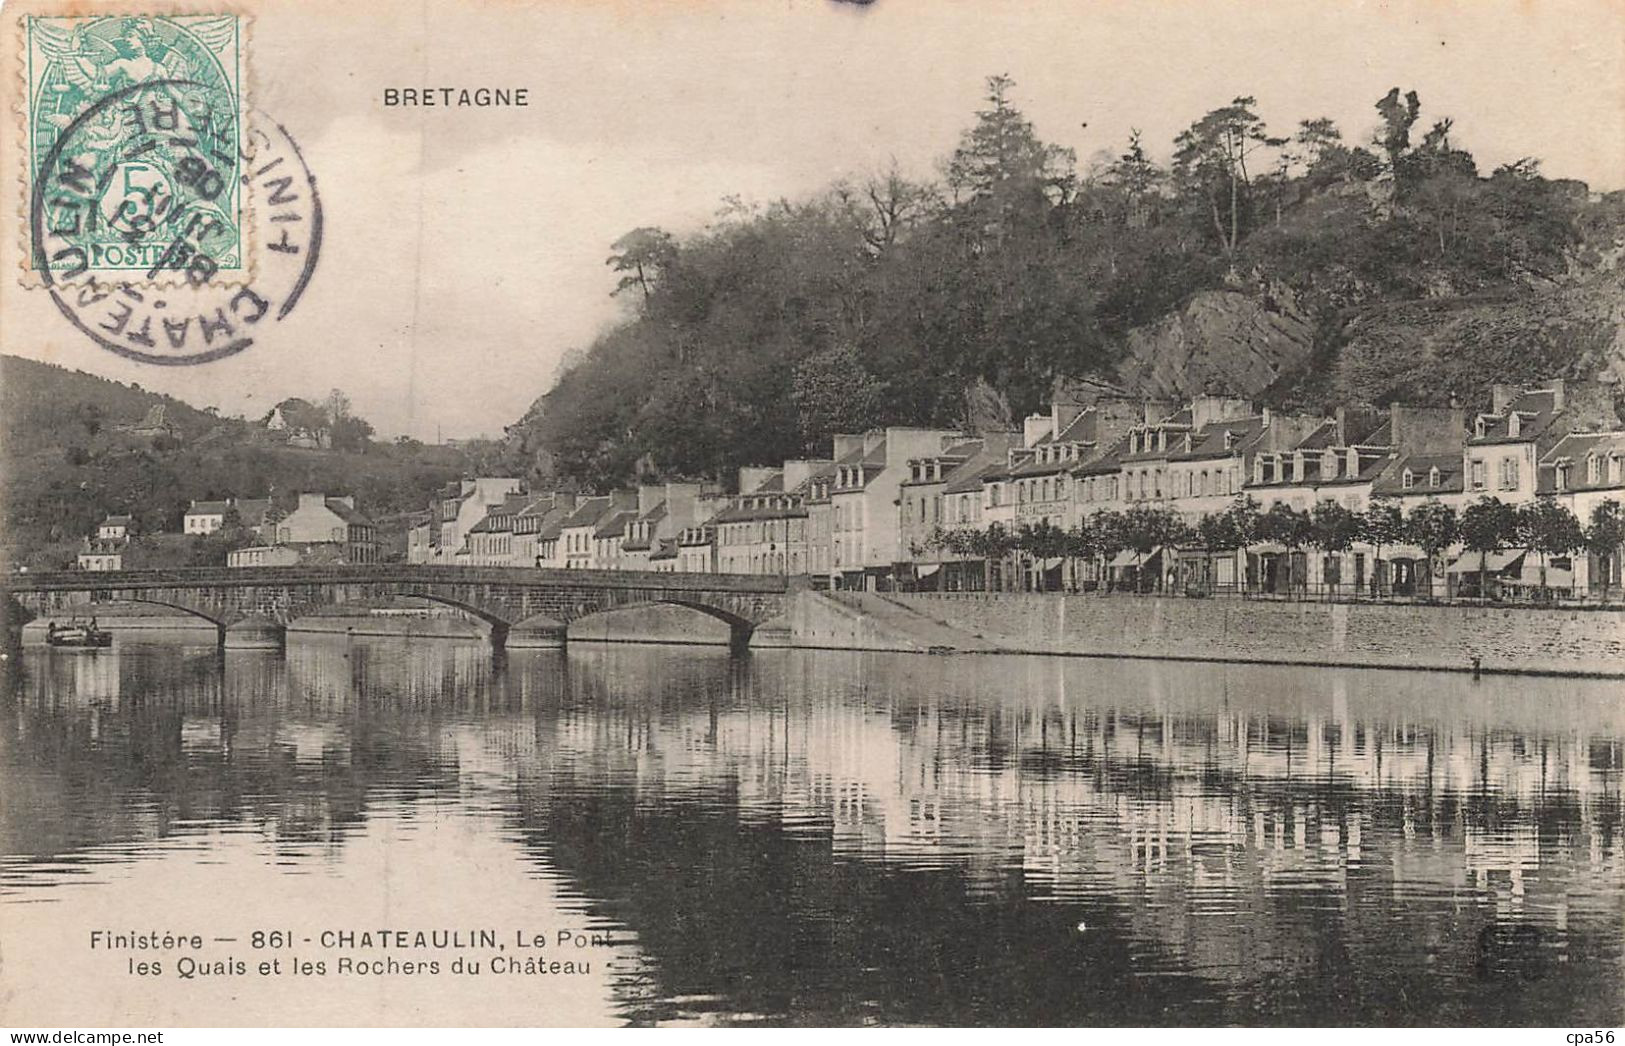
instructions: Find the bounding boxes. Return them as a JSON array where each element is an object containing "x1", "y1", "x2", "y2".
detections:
[{"x1": 2, "y1": 638, "x2": 1621, "y2": 1026}]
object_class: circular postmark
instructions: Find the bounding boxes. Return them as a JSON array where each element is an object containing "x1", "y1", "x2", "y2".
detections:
[{"x1": 30, "y1": 78, "x2": 322, "y2": 366}]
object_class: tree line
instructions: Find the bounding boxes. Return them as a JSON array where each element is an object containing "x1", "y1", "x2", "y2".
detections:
[
  {"x1": 920, "y1": 496, "x2": 1625, "y2": 599},
  {"x1": 515, "y1": 74, "x2": 1606, "y2": 491}
]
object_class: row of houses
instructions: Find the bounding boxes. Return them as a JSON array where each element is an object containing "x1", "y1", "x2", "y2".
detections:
[
  {"x1": 411, "y1": 378, "x2": 1625, "y2": 599},
  {"x1": 77, "y1": 493, "x2": 378, "y2": 570}
]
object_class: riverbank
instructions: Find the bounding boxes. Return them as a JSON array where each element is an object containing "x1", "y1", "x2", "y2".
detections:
[{"x1": 883, "y1": 591, "x2": 1625, "y2": 678}]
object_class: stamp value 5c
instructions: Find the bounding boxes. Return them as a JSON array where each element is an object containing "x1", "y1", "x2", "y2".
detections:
[{"x1": 25, "y1": 12, "x2": 245, "y2": 283}]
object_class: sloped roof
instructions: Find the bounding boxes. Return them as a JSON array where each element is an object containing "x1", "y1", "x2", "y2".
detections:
[
  {"x1": 1538, "y1": 430, "x2": 1625, "y2": 493},
  {"x1": 186, "y1": 500, "x2": 234, "y2": 516},
  {"x1": 561, "y1": 496, "x2": 611, "y2": 529},
  {"x1": 594, "y1": 510, "x2": 636, "y2": 539},
  {"x1": 324, "y1": 498, "x2": 374, "y2": 526},
  {"x1": 649, "y1": 538, "x2": 679, "y2": 560},
  {"x1": 1470, "y1": 389, "x2": 1560, "y2": 445},
  {"x1": 1371, "y1": 453, "x2": 1465, "y2": 496}
]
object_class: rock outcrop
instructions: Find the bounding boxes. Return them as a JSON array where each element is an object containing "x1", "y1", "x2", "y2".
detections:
[{"x1": 1112, "y1": 288, "x2": 1315, "y2": 401}]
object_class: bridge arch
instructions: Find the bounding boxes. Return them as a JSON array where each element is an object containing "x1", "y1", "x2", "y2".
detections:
[
  {"x1": 372, "y1": 590, "x2": 518, "y2": 643},
  {"x1": 94, "y1": 596, "x2": 228, "y2": 634},
  {"x1": 567, "y1": 599, "x2": 756, "y2": 651}
]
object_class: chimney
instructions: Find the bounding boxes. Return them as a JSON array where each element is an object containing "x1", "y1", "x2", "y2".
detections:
[
  {"x1": 1261, "y1": 407, "x2": 1272, "y2": 429},
  {"x1": 298, "y1": 492, "x2": 326, "y2": 510},
  {"x1": 832, "y1": 434, "x2": 864, "y2": 461},
  {"x1": 1023, "y1": 413, "x2": 1054, "y2": 447},
  {"x1": 782, "y1": 459, "x2": 826, "y2": 492},
  {"x1": 1491, "y1": 383, "x2": 1519, "y2": 415},
  {"x1": 1545, "y1": 378, "x2": 1566, "y2": 411},
  {"x1": 737, "y1": 466, "x2": 775, "y2": 494},
  {"x1": 331, "y1": 495, "x2": 355, "y2": 509},
  {"x1": 638, "y1": 484, "x2": 665, "y2": 515},
  {"x1": 1051, "y1": 401, "x2": 1086, "y2": 440},
  {"x1": 1334, "y1": 407, "x2": 1347, "y2": 446}
]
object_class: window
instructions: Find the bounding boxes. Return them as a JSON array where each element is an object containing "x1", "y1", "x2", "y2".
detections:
[
  {"x1": 1587, "y1": 455, "x2": 1602, "y2": 485},
  {"x1": 1428, "y1": 466, "x2": 1440, "y2": 489},
  {"x1": 1499, "y1": 457, "x2": 1520, "y2": 491},
  {"x1": 1401, "y1": 469, "x2": 1414, "y2": 490},
  {"x1": 1555, "y1": 462, "x2": 1570, "y2": 491},
  {"x1": 1470, "y1": 460, "x2": 1487, "y2": 490}
]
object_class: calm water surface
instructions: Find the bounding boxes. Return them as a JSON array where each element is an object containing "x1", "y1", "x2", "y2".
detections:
[{"x1": 2, "y1": 636, "x2": 1622, "y2": 1026}]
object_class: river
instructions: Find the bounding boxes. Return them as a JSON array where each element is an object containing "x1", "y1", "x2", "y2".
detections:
[{"x1": 3, "y1": 635, "x2": 1621, "y2": 1026}]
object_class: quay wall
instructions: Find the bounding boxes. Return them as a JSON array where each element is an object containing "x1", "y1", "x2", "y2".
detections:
[{"x1": 892, "y1": 593, "x2": 1625, "y2": 678}]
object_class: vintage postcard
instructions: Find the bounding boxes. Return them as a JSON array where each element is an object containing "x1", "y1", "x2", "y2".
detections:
[{"x1": 2, "y1": 0, "x2": 1623, "y2": 1033}]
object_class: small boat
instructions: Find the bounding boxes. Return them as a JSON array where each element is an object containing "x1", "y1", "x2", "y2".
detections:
[{"x1": 44, "y1": 620, "x2": 113, "y2": 649}]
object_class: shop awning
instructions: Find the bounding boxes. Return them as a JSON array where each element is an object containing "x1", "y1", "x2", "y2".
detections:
[
  {"x1": 1249, "y1": 542, "x2": 1287, "y2": 555},
  {"x1": 1377, "y1": 544, "x2": 1426, "y2": 561},
  {"x1": 1109, "y1": 548, "x2": 1161, "y2": 568},
  {"x1": 916, "y1": 563, "x2": 941, "y2": 578},
  {"x1": 1041, "y1": 557, "x2": 1064, "y2": 571},
  {"x1": 1446, "y1": 549, "x2": 1526, "y2": 574}
]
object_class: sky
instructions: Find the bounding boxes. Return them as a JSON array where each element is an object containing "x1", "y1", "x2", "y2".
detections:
[{"x1": 5, "y1": 0, "x2": 1623, "y2": 440}]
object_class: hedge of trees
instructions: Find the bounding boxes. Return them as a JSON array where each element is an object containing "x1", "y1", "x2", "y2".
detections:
[{"x1": 922, "y1": 495, "x2": 1625, "y2": 598}]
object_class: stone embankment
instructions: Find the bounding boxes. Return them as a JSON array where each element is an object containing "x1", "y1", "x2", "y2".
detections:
[{"x1": 884, "y1": 592, "x2": 1625, "y2": 678}]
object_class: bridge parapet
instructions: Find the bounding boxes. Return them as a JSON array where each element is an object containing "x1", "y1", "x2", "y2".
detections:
[{"x1": 5, "y1": 565, "x2": 788, "y2": 648}]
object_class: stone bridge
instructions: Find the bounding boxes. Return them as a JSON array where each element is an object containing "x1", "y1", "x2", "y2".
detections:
[{"x1": 6, "y1": 565, "x2": 790, "y2": 649}]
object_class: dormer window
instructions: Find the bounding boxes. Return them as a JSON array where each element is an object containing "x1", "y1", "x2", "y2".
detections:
[
  {"x1": 1475, "y1": 418, "x2": 1487, "y2": 439},
  {"x1": 1322, "y1": 450, "x2": 1339, "y2": 480},
  {"x1": 1587, "y1": 454, "x2": 1602, "y2": 485},
  {"x1": 1428, "y1": 466, "x2": 1440, "y2": 488},
  {"x1": 1224, "y1": 431, "x2": 1237, "y2": 451},
  {"x1": 1508, "y1": 414, "x2": 1522, "y2": 438},
  {"x1": 1401, "y1": 468, "x2": 1414, "y2": 490},
  {"x1": 1555, "y1": 461, "x2": 1571, "y2": 491}
]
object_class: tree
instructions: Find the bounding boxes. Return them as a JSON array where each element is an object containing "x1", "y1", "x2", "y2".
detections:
[
  {"x1": 1309, "y1": 500, "x2": 1361, "y2": 596},
  {"x1": 1117, "y1": 505, "x2": 1189, "y2": 592},
  {"x1": 944, "y1": 74, "x2": 1077, "y2": 215},
  {"x1": 1172, "y1": 97, "x2": 1284, "y2": 261},
  {"x1": 1105, "y1": 129, "x2": 1164, "y2": 227},
  {"x1": 1405, "y1": 499, "x2": 1458, "y2": 600},
  {"x1": 606, "y1": 227, "x2": 677, "y2": 303},
  {"x1": 1458, "y1": 496, "x2": 1520, "y2": 600},
  {"x1": 1585, "y1": 500, "x2": 1625, "y2": 601},
  {"x1": 1015, "y1": 520, "x2": 1069, "y2": 591},
  {"x1": 1256, "y1": 502, "x2": 1313, "y2": 595},
  {"x1": 1089, "y1": 509, "x2": 1127, "y2": 593},
  {"x1": 789, "y1": 345, "x2": 889, "y2": 453},
  {"x1": 966, "y1": 522, "x2": 1017, "y2": 591},
  {"x1": 1518, "y1": 499, "x2": 1584, "y2": 597},
  {"x1": 1373, "y1": 88, "x2": 1422, "y2": 174},
  {"x1": 1360, "y1": 498, "x2": 1407, "y2": 596},
  {"x1": 1194, "y1": 495, "x2": 1259, "y2": 594}
]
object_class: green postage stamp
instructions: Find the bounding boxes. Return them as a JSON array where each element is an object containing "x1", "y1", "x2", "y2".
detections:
[{"x1": 24, "y1": 12, "x2": 245, "y2": 282}]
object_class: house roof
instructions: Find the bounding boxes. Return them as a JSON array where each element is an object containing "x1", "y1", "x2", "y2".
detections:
[
  {"x1": 101, "y1": 514, "x2": 132, "y2": 525},
  {"x1": 561, "y1": 496, "x2": 611, "y2": 529},
  {"x1": 535, "y1": 504, "x2": 576, "y2": 540},
  {"x1": 1371, "y1": 453, "x2": 1465, "y2": 496},
  {"x1": 324, "y1": 498, "x2": 374, "y2": 526},
  {"x1": 649, "y1": 538, "x2": 679, "y2": 560},
  {"x1": 594, "y1": 510, "x2": 636, "y2": 539},
  {"x1": 187, "y1": 500, "x2": 234, "y2": 516},
  {"x1": 1470, "y1": 389, "x2": 1560, "y2": 445},
  {"x1": 1538, "y1": 430, "x2": 1625, "y2": 493}
]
